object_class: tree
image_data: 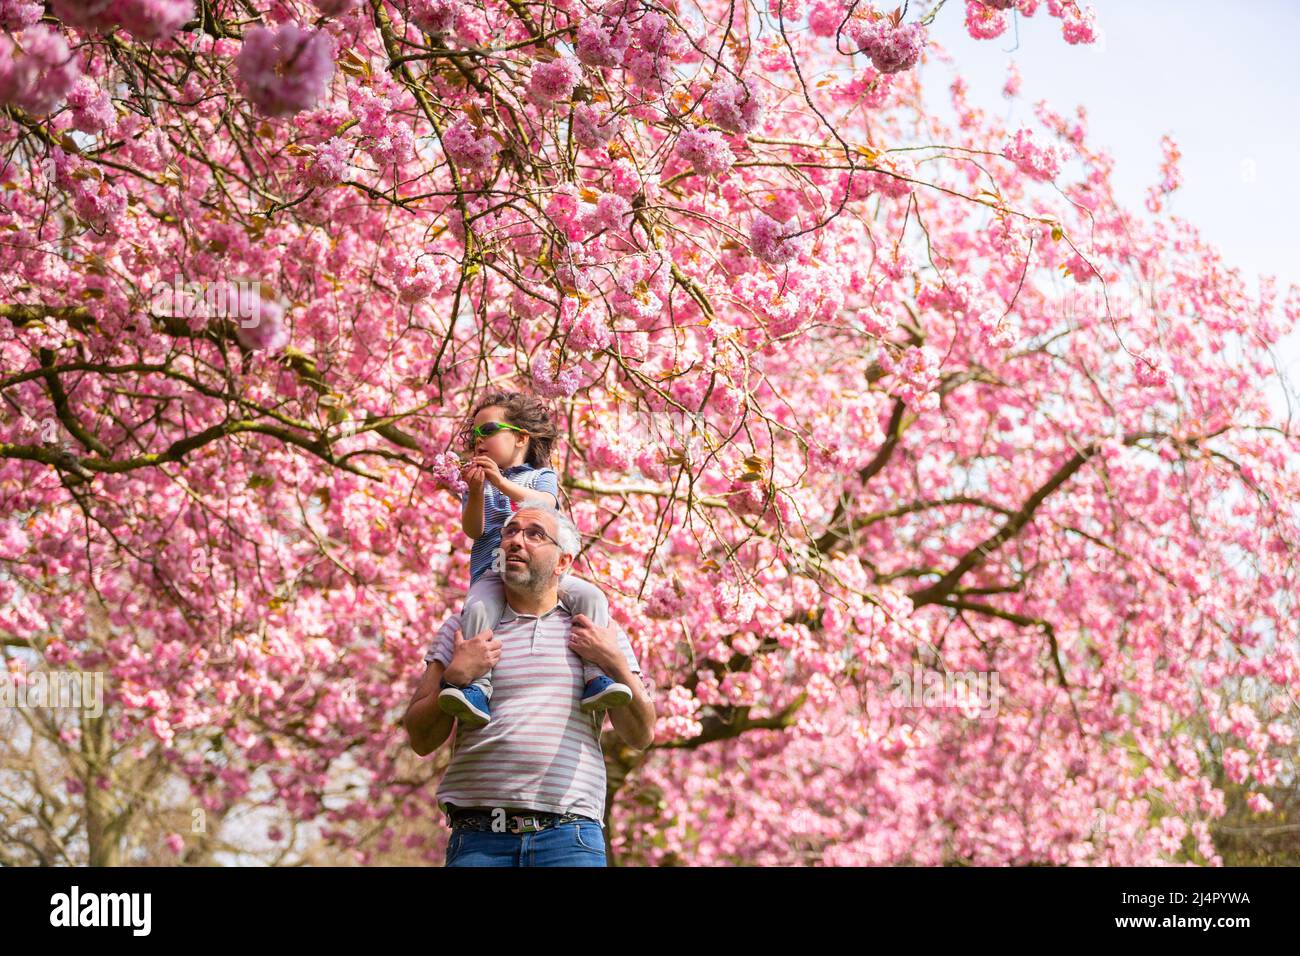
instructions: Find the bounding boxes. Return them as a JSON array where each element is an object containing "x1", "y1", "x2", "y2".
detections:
[{"x1": 1, "y1": 0, "x2": 1296, "y2": 865}]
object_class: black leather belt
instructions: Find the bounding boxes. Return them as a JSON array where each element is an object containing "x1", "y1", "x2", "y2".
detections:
[{"x1": 446, "y1": 804, "x2": 594, "y2": 834}]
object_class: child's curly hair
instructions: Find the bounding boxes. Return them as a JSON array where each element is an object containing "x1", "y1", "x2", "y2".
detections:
[{"x1": 458, "y1": 390, "x2": 558, "y2": 469}]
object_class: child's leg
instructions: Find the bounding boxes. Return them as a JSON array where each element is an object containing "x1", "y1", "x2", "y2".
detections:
[
  {"x1": 559, "y1": 574, "x2": 613, "y2": 685},
  {"x1": 460, "y1": 571, "x2": 506, "y2": 699}
]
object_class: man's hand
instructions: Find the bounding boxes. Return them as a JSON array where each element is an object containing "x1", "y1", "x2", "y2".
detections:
[
  {"x1": 567, "y1": 614, "x2": 621, "y2": 673},
  {"x1": 569, "y1": 615, "x2": 657, "y2": 750},
  {"x1": 444, "y1": 627, "x2": 502, "y2": 686}
]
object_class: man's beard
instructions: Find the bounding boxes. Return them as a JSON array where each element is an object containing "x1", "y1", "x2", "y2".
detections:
[{"x1": 501, "y1": 548, "x2": 556, "y2": 591}]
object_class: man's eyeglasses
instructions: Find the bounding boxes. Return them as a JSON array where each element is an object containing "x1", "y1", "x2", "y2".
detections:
[
  {"x1": 470, "y1": 421, "x2": 528, "y2": 442},
  {"x1": 499, "y1": 523, "x2": 560, "y2": 547}
]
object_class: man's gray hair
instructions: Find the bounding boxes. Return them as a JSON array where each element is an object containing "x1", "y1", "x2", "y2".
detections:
[{"x1": 505, "y1": 501, "x2": 581, "y2": 557}]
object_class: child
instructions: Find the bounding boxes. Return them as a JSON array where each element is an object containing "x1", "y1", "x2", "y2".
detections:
[{"x1": 438, "y1": 389, "x2": 633, "y2": 729}]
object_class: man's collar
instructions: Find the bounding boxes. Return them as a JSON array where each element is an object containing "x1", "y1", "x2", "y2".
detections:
[{"x1": 499, "y1": 591, "x2": 572, "y2": 623}]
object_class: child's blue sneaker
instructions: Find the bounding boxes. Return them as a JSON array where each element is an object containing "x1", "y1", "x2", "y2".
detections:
[
  {"x1": 438, "y1": 681, "x2": 490, "y2": 729},
  {"x1": 579, "y1": 676, "x2": 633, "y2": 714}
]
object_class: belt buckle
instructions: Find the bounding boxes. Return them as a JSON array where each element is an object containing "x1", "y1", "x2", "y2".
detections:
[{"x1": 509, "y1": 814, "x2": 542, "y2": 834}]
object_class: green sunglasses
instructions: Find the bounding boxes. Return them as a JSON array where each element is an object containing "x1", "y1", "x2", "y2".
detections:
[{"x1": 470, "y1": 421, "x2": 528, "y2": 441}]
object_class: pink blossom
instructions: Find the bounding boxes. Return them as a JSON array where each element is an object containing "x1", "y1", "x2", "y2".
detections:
[
  {"x1": 636, "y1": 11, "x2": 679, "y2": 54},
  {"x1": 366, "y1": 124, "x2": 414, "y2": 166},
  {"x1": 1246, "y1": 792, "x2": 1274, "y2": 814},
  {"x1": 1063, "y1": 252, "x2": 1098, "y2": 283},
  {"x1": 749, "y1": 212, "x2": 804, "y2": 266},
  {"x1": 1254, "y1": 757, "x2": 1281, "y2": 787},
  {"x1": 0, "y1": 0, "x2": 42, "y2": 30},
  {"x1": 676, "y1": 127, "x2": 734, "y2": 177},
  {"x1": 302, "y1": 136, "x2": 352, "y2": 187},
  {"x1": 392, "y1": 255, "x2": 442, "y2": 303},
  {"x1": 49, "y1": 0, "x2": 117, "y2": 30},
  {"x1": 442, "y1": 118, "x2": 499, "y2": 169},
  {"x1": 546, "y1": 183, "x2": 584, "y2": 240},
  {"x1": 530, "y1": 349, "x2": 582, "y2": 398},
  {"x1": 526, "y1": 56, "x2": 582, "y2": 108},
  {"x1": 164, "y1": 832, "x2": 185, "y2": 855},
  {"x1": 51, "y1": 0, "x2": 192, "y2": 39},
  {"x1": 313, "y1": 0, "x2": 358, "y2": 15},
  {"x1": 67, "y1": 76, "x2": 115, "y2": 133},
  {"x1": 1002, "y1": 128, "x2": 1063, "y2": 181},
  {"x1": 1134, "y1": 353, "x2": 1167, "y2": 388},
  {"x1": 610, "y1": 158, "x2": 650, "y2": 198},
  {"x1": 72, "y1": 177, "x2": 127, "y2": 233},
  {"x1": 234, "y1": 299, "x2": 290, "y2": 351},
  {"x1": 407, "y1": 0, "x2": 456, "y2": 34},
  {"x1": 703, "y1": 76, "x2": 764, "y2": 135},
  {"x1": 559, "y1": 296, "x2": 612, "y2": 353},
  {"x1": 862, "y1": 154, "x2": 916, "y2": 198},
  {"x1": 583, "y1": 192, "x2": 632, "y2": 234},
  {"x1": 574, "y1": 19, "x2": 630, "y2": 68},
  {"x1": 0, "y1": 26, "x2": 80, "y2": 115},
  {"x1": 848, "y1": 16, "x2": 927, "y2": 74},
  {"x1": 429, "y1": 451, "x2": 468, "y2": 495},
  {"x1": 965, "y1": 0, "x2": 1009, "y2": 39},
  {"x1": 1222, "y1": 748, "x2": 1251, "y2": 785},
  {"x1": 1002, "y1": 60, "x2": 1022, "y2": 98},
  {"x1": 624, "y1": 15, "x2": 690, "y2": 88},
  {"x1": 410, "y1": 0, "x2": 462, "y2": 34},
  {"x1": 572, "y1": 103, "x2": 621, "y2": 149},
  {"x1": 1061, "y1": 5, "x2": 1099, "y2": 44},
  {"x1": 625, "y1": 50, "x2": 670, "y2": 88},
  {"x1": 1145, "y1": 133, "x2": 1182, "y2": 213},
  {"x1": 807, "y1": 0, "x2": 845, "y2": 38},
  {"x1": 235, "y1": 24, "x2": 336, "y2": 118},
  {"x1": 879, "y1": 343, "x2": 942, "y2": 410},
  {"x1": 114, "y1": 0, "x2": 194, "y2": 40},
  {"x1": 646, "y1": 582, "x2": 689, "y2": 619}
]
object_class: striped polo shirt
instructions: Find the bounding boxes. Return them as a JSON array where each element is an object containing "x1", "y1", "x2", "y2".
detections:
[
  {"x1": 461, "y1": 464, "x2": 560, "y2": 584},
  {"x1": 424, "y1": 594, "x2": 649, "y2": 825}
]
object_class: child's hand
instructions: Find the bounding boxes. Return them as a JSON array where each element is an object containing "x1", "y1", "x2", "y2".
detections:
[
  {"x1": 468, "y1": 454, "x2": 504, "y2": 488},
  {"x1": 461, "y1": 459, "x2": 486, "y2": 491}
]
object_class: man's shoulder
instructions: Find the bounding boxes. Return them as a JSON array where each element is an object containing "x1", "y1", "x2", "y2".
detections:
[{"x1": 424, "y1": 610, "x2": 463, "y2": 664}]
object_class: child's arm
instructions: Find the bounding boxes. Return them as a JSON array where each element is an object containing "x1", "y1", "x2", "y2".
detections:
[
  {"x1": 461, "y1": 488, "x2": 485, "y2": 539},
  {"x1": 495, "y1": 476, "x2": 559, "y2": 509},
  {"x1": 460, "y1": 468, "x2": 486, "y2": 539},
  {"x1": 494, "y1": 464, "x2": 560, "y2": 509}
]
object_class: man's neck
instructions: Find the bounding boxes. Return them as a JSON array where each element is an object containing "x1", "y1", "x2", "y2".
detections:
[{"x1": 504, "y1": 586, "x2": 559, "y2": 618}]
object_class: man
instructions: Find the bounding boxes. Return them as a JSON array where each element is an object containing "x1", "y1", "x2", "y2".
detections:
[{"x1": 403, "y1": 503, "x2": 657, "y2": 866}]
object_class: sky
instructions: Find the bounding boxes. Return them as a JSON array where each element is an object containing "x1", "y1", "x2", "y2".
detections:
[{"x1": 918, "y1": 0, "x2": 1300, "y2": 422}]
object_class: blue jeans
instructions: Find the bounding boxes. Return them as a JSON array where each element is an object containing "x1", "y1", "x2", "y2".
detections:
[{"x1": 445, "y1": 819, "x2": 607, "y2": 867}]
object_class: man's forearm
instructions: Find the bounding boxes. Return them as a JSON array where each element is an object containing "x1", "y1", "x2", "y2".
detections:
[
  {"x1": 604, "y1": 659, "x2": 656, "y2": 750},
  {"x1": 406, "y1": 688, "x2": 455, "y2": 756}
]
